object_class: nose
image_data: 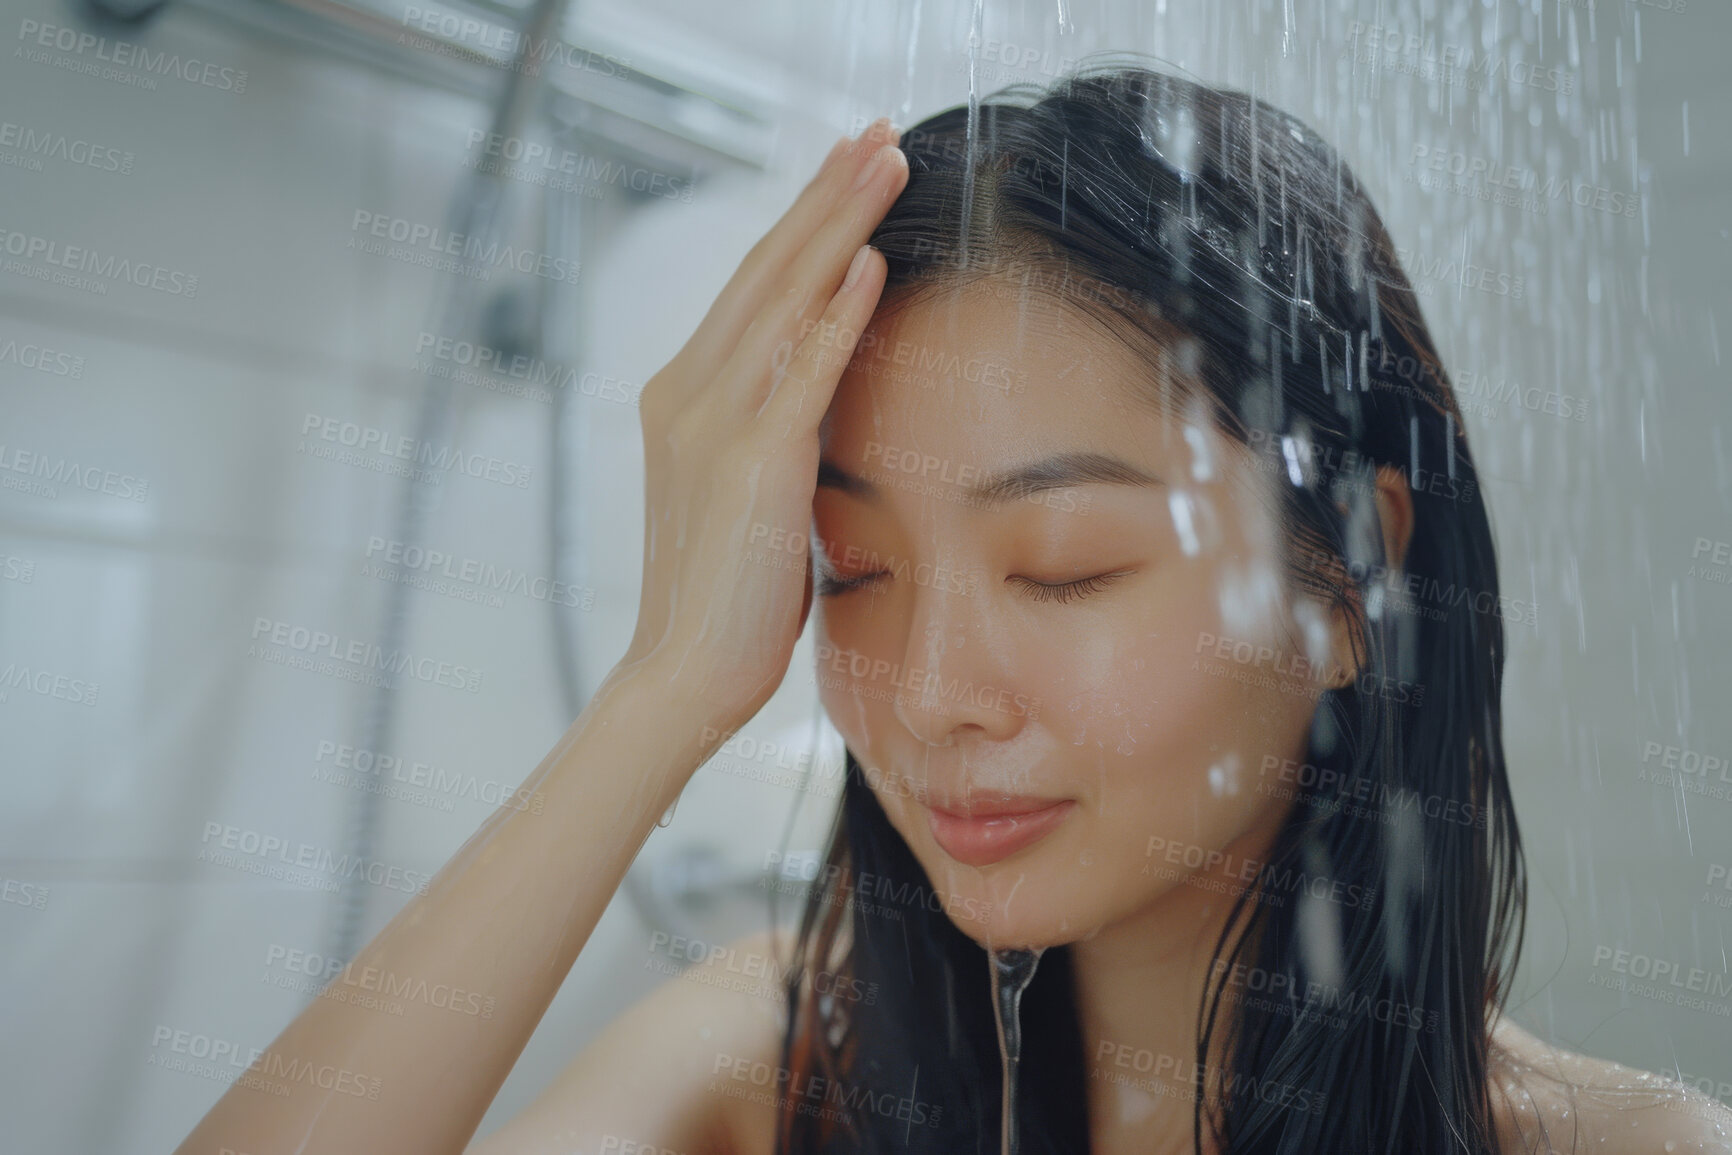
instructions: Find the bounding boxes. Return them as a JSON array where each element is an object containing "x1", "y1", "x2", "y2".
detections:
[{"x1": 891, "y1": 584, "x2": 1027, "y2": 747}]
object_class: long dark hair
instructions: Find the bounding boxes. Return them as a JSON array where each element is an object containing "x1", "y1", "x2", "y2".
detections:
[{"x1": 772, "y1": 66, "x2": 1526, "y2": 1155}]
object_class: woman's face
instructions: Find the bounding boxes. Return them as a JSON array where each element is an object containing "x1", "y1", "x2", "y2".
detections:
[{"x1": 812, "y1": 277, "x2": 1342, "y2": 950}]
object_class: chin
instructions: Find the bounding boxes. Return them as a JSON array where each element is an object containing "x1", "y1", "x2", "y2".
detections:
[{"x1": 898, "y1": 831, "x2": 1123, "y2": 953}]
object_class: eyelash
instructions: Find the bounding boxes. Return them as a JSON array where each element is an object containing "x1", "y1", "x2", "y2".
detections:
[
  {"x1": 1005, "y1": 571, "x2": 1130, "y2": 603},
  {"x1": 815, "y1": 571, "x2": 881, "y2": 597},
  {"x1": 816, "y1": 570, "x2": 1129, "y2": 603}
]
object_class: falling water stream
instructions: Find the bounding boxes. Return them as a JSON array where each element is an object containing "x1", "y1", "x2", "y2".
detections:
[{"x1": 989, "y1": 947, "x2": 1045, "y2": 1155}]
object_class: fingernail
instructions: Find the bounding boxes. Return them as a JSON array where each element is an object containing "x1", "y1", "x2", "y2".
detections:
[{"x1": 844, "y1": 245, "x2": 872, "y2": 289}]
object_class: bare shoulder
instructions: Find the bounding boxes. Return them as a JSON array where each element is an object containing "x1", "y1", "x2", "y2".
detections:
[
  {"x1": 468, "y1": 925, "x2": 797, "y2": 1155},
  {"x1": 1487, "y1": 1017, "x2": 1732, "y2": 1154},
  {"x1": 679, "y1": 924, "x2": 802, "y2": 1155}
]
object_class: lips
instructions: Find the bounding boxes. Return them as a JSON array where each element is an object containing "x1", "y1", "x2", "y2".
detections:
[{"x1": 925, "y1": 796, "x2": 1075, "y2": 867}]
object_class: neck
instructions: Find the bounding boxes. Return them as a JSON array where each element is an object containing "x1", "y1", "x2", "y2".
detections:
[{"x1": 1070, "y1": 815, "x2": 1289, "y2": 1155}]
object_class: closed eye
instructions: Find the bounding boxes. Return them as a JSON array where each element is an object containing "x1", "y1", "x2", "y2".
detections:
[
  {"x1": 819, "y1": 568, "x2": 1133, "y2": 603},
  {"x1": 816, "y1": 569, "x2": 888, "y2": 597},
  {"x1": 1006, "y1": 570, "x2": 1132, "y2": 604}
]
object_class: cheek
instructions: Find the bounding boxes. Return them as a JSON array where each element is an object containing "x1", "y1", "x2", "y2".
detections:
[
  {"x1": 1051, "y1": 580, "x2": 1312, "y2": 842},
  {"x1": 814, "y1": 631, "x2": 875, "y2": 753}
]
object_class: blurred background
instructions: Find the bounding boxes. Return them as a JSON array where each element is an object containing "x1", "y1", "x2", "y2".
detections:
[{"x1": 0, "y1": 0, "x2": 1727, "y2": 1150}]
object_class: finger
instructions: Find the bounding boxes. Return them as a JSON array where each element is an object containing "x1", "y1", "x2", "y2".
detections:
[
  {"x1": 670, "y1": 119, "x2": 902, "y2": 384},
  {"x1": 719, "y1": 145, "x2": 908, "y2": 412},
  {"x1": 756, "y1": 243, "x2": 887, "y2": 434}
]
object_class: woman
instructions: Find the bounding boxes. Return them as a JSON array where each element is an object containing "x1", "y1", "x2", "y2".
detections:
[{"x1": 177, "y1": 69, "x2": 1732, "y2": 1155}]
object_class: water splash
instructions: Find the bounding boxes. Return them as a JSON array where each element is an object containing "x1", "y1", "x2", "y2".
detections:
[
  {"x1": 1207, "y1": 753, "x2": 1242, "y2": 796},
  {"x1": 1294, "y1": 597, "x2": 1334, "y2": 670},
  {"x1": 1184, "y1": 395, "x2": 1216, "y2": 481},
  {"x1": 990, "y1": 946, "x2": 1044, "y2": 1155},
  {"x1": 960, "y1": 0, "x2": 986, "y2": 269},
  {"x1": 1168, "y1": 489, "x2": 1201, "y2": 555}
]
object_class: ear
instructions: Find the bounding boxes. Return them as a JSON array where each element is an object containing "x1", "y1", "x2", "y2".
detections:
[
  {"x1": 1321, "y1": 465, "x2": 1415, "y2": 686},
  {"x1": 1372, "y1": 464, "x2": 1416, "y2": 574}
]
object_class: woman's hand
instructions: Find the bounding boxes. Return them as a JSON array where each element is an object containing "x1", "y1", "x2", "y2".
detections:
[{"x1": 623, "y1": 117, "x2": 909, "y2": 734}]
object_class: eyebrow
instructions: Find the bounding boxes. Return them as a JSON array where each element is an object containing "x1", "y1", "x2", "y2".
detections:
[{"x1": 817, "y1": 450, "x2": 1164, "y2": 509}]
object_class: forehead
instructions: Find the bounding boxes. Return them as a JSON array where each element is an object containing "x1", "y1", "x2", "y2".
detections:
[{"x1": 821, "y1": 278, "x2": 1186, "y2": 469}]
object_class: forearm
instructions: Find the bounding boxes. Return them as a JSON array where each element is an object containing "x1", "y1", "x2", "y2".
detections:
[{"x1": 176, "y1": 660, "x2": 716, "y2": 1155}]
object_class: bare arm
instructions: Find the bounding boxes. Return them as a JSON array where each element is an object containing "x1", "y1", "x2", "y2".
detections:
[
  {"x1": 175, "y1": 661, "x2": 723, "y2": 1155},
  {"x1": 174, "y1": 117, "x2": 908, "y2": 1155}
]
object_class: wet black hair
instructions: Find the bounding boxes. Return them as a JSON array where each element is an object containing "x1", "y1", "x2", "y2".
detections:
[{"x1": 773, "y1": 65, "x2": 1526, "y2": 1155}]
